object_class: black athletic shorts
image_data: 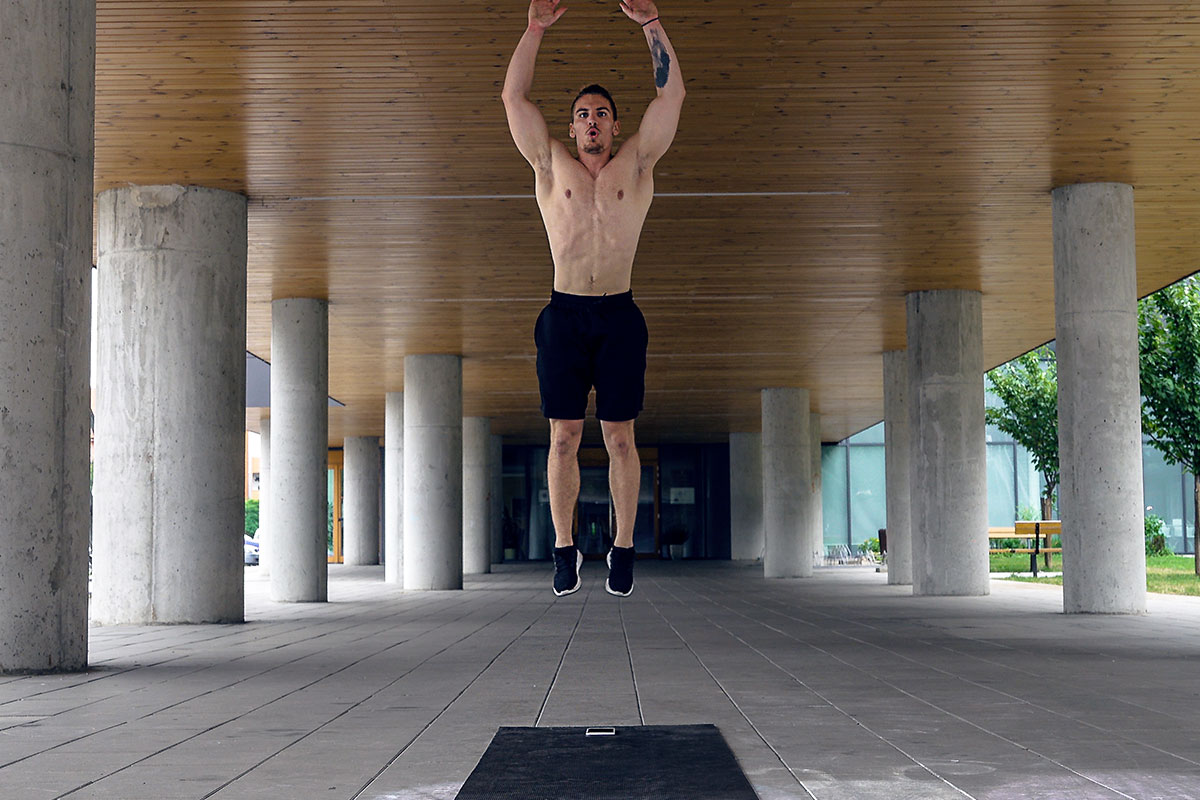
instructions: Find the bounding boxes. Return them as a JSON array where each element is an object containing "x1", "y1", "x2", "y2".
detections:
[{"x1": 534, "y1": 290, "x2": 649, "y2": 421}]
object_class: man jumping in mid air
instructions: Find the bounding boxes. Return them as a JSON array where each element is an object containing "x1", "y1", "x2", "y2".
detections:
[{"x1": 502, "y1": 0, "x2": 684, "y2": 597}]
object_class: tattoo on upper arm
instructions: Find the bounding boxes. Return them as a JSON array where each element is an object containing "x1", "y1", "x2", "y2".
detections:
[{"x1": 650, "y1": 34, "x2": 671, "y2": 89}]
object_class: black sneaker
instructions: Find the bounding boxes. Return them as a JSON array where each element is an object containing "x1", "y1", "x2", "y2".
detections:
[
  {"x1": 606, "y1": 546, "x2": 635, "y2": 597},
  {"x1": 553, "y1": 546, "x2": 583, "y2": 597}
]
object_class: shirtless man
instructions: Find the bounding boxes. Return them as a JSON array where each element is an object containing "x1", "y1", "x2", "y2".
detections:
[{"x1": 502, "y1": 0, "x2": 684, "y2": 597}]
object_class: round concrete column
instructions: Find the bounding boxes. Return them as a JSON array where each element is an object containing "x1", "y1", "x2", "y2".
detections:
[
  {"x1": 1053, "y1": 183, "x2": 1146, "y2": 614},
  {"x1": 463, "y1": 417, "x2": 492, "y2": 575},
  {"x1": 906, "y1": 290, "x2": 988, "y2": 596},
  {"x1": 404, "y1": 355, "x2": 464, "y2": 590},
  {"x1": 384, "y1": 391, "x2": 404, "y2": 584},
  {"x1": 762, "y1": 388, "x2": 813, "y2": 578},
  {"x1": 93, "y1": 186, "x2": 247, "y2": 624},
  {"x1": 882, "y1": 350, "x2": 913, "y2": 585},
  {"x1": 810, "y1": 413, "x2": 824, "y2": 565},
  {"x1": 729, "y1": 433, "x2": 764, "y2": 561},
  {"x1": 490, "y1": 434, "x2": 505, "y2": 565},
  {"x1": 258, "y1": 417, "x2": 272, "y2": 575},
  {"x1": 344, "y1": 437, "x2": 381, "y2": 566},
  {"x1": 0, "y1": 0, "x2": 94, "y2": 671},
  {"x1": 270, "y1": 298, "x2": 329, "y2": 602}
]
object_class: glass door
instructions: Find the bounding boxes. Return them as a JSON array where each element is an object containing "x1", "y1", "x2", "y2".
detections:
[{"x1": 576, "y1": 448, "x2": 659, "y2": 558}]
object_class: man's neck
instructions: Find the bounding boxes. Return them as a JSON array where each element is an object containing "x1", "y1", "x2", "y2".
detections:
[{"x1": 577, "y1": 149, "x2": 613, "y2": 178}]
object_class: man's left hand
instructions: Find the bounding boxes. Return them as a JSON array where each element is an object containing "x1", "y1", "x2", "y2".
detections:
[{"x1": 619, "y1": 0, "x2": 659, "y2": 26}]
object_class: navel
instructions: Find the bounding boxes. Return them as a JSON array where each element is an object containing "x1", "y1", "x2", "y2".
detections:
[
  {"x1": 565, "y1": 189, "x2": 572, "y2": 199},
  {"x1": 617, "y1": 190, "x2": 624, "y2": 200}
]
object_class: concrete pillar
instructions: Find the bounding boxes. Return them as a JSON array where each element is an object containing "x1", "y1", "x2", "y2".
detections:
[
  {"x1": 384, "y1": 391, "x2": 404, "y2": 584},
  {"x1": 270, "y1": 298, "x2": 329, "y2": 602},
  {"x1": 729, "y1": 433, "x2": 764, "y2": 560},
  {"x1": 92, "y1": 186, "x2": 246, "y2": 625},
  {"x1": 404, "y1": 355, "x2": 464, "y2": 590},
  {"x1": 463, "y1": 417, "x2": 492, "y2": 575},
  {"x1": 907, "y1": 290, "x2": 988, "y2": 596},
  {"x1": 490, "y1": 434, "x2": 505, "y2": 564},
  {"x1": 344, "y1": 436, "x2": 381, "y2": 566},
  {"x1": 0, "y1": 0, "x2": 94, "y2": 671},
  {"x1": 762, "y1": 388, "x2": 813, "y2": 578},
  {"x1": 810, "y1": 413, "x2": 824, "y2": 565},
  {"x1": 882, "y1": 350, "x2": 913, "y2": 585},
  {"x1": 1053, "y1": 183, "x2": 1146, "y2": 614},
  {"x1": 258, "y1": 417, "x2": 272, "y2": 575}
]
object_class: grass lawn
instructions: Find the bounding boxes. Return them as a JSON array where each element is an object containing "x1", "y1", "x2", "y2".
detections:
[{"x1": 999, "y1": 554, "x2": 1200, "y2": 596}]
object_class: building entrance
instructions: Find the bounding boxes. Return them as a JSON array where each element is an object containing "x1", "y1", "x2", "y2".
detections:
[{"x1": 574, "y1": 448, "x2": 660, "y2": 559}]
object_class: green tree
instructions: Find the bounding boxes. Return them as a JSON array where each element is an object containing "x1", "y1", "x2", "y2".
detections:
[
  {"x1": 1139, "y1": 276, "x2": 1200, "y2": 575},
  {"x1": 985, "y1": 346, "x2": 1058, "y2": 521}
]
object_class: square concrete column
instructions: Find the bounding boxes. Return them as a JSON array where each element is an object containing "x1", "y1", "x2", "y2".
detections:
[
  {"x1": 1053, "y1": 183, "x2": 1146, "y2": 614},
  {"x1": 729, "y1": 432, "x2": 764, "y2": 561},
  {"x1": 490, "y1": 434, "x2": 505, "y2": 565},
  {"x1": 762, "y1": 388, "x2": 813, "y2": 578},
  {"x1": 93, "y1": 186, "x2": 247, "y2": 625},
  {"x1": 463, "y1": 417, "x2": 492, "y2": 575},
  {"x1": 344, "y1": 436, "x2": 381, "y2": 566},
  {"x1": 258, "y1": 417, "x2": 271, "y2": 575},
  {"x1": 0, "y1": 0, "x2": 94, "y2": 671},
  {"x1": 384, "y1": 391, "x2": 404, "y2": 584},
  {"x1": 810, "y1": 413, "x2": 824, "y2": 566},
  {"x1": 270, "y1": 298, "x2": 329, "y2": 603},
  {"x1": 882, "y1": 350, "x2": 913, "y2": 585},
  {"x1": 404, "y1": 355, "x2": 464, "y2": 590},
  {"x1": 907, "y1": 290, "x2": 989, "y2": 596}
]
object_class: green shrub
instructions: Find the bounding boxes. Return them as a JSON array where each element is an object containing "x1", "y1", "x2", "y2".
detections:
[
  {"x1": 1145, "y1": 514, "x2": 1172, "y2": 556},
  {"x1": 862, "y1": 537, "x2": 881, "y2": 554},
  {"x1": 244, "y1": 499, "x2": 259, "y2": 536}
]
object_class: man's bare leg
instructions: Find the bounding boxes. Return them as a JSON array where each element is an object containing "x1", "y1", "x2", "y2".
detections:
[
  {"x1": 548, "y1": 418, "x2": 585, "y2": 596},
  {"x1": 602, "y1": 419, "x2": 639, "y2": 596},
  {"x1": 601, "y1": 420, "x2": 640, "y2": 548},
  {"x1": 548, "y1": 418, "x2": 584, "y2": 547}
]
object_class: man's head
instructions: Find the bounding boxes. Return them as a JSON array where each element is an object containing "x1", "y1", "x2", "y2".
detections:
[{"x1": 569, "y1": 84, "x2": 620, "y2": 157}]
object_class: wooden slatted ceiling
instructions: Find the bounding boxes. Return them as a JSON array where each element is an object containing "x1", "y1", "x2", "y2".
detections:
[{"x1": 96, "y1": 1, "x2": 1200, "y2": 444}]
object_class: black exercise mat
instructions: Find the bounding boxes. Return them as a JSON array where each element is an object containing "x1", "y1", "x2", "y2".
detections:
[{"x1": 455, "y1": 724, "x2": 759, "y2": 800}]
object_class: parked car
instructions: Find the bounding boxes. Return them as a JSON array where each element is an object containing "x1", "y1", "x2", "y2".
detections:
[{"x1": 244, "y1": 535, "x2": 260, "y2": 566}]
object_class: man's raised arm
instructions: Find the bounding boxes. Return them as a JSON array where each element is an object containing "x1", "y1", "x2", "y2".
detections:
[
  {"x1": 620, "y1": 0, "x2": 685, "y2": 169},
  {"x1": 502, "y1": 0, "x2": 567, "y2": 171}
]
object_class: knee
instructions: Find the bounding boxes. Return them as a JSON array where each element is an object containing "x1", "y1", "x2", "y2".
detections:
[
  {"x1": 550, "y1": 422, "x2": 583, "y2": 458},
  {"x1": 605, "y1": 431, "x2": 636, "y2": 460}
]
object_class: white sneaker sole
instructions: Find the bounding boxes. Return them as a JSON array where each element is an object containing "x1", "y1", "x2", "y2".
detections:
[
  {"x1": 553, "y1": 550, "x2": 584, "y2": 597},
  {"x1": 605, "y1": 549, "x2": 635, "y2": 597}
]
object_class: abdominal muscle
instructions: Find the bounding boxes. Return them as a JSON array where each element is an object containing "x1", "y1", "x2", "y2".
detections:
[{"x1": 539, "y1": 197, "x2": 649, "y2": 296}]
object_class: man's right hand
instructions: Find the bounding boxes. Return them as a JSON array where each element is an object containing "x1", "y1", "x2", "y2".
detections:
[{"x1": 528, "y1": 0, "x2": 566, "y2": 30}]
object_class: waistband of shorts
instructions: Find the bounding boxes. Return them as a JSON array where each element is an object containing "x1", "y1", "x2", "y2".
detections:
[{"x1": 549, "y1": 290, "x2": 634, "y2": 308}]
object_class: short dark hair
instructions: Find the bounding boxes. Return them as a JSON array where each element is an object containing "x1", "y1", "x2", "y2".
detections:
[{"x1": 571, "y1": 84, "x2": 618, "y2": 121}]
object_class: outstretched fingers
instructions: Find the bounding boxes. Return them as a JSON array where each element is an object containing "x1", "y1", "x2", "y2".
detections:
[
  {"x1": 619, "y1": 0, "x2": 659, "y2": 25},
  {"x1": 529, "y1": 0, "x2": 567, "y2": 29}
]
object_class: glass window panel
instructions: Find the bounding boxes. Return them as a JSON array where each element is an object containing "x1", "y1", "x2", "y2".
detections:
[
  {"x1": 1142, "y1": 447, "x2": 1186, "y2": 555},
  {"x1": 528, "y1": 447, "x2": 552, "y2": 560},
  {"x1": 847, "y1": 421, "x2": 885, "y2": 445},
  {"x1": 848, "y1": 445, "x2": 886, "y2": 546},
  {"x1": 822, "y1": 446, "x2": 848, "y2": 547},
  {"x1": 1014, "y1": 444, "x2": 1042, "y2": 518},
  {"x1": 986, "y1": 443, "x2": 1016, "y2": 526},
  {"x1": 983, "y1": 387, "x2": 1014, "y2": 444},
  {"x1": 1184, "y1": 471, "x2": 1195, "y2": 556}
]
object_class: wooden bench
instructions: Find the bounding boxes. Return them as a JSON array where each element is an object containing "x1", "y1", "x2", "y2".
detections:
[{"x1": 988, "y1": 521, "x2": 1062, "y2": 576}]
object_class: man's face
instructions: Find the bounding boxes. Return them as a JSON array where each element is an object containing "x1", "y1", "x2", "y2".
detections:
[{"x1": 569, "y1": 94, "x2": 619, "y2": 156}]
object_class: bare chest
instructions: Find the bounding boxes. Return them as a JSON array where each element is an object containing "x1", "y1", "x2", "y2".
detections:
[{"x1": 538, "y1": 155, "x2": 652, "y2": 232}]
